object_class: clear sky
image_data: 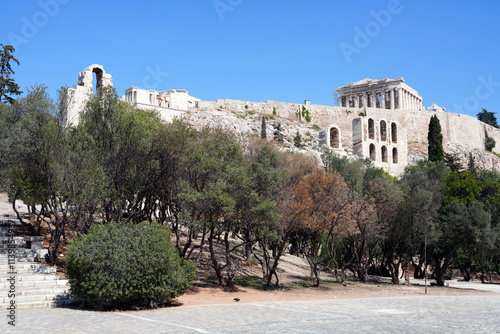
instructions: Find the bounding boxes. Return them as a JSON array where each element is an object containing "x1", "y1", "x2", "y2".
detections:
[{"x1": 2, "y1": 0, "x2": 500, "y2": 118}]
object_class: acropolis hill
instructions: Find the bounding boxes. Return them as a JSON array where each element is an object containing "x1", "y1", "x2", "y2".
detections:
[{"x1": 62, "y1": 65, "x2": 500, "y2": 175}]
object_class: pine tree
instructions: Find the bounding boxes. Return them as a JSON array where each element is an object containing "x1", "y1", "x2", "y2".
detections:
[
  {"x1": 261, "y1": 116, "x2": 267, "y2": 139},
  {"x1": 0, "y1": 44, "x2": 22, "y2": 104},
  {"x1": 293, "y1": 131, "x2": 302, "y2": 148},
  {"x1": 428, "y1": 115, "x2": 444, "y2": 162},
  {"x1": 273, "y1": 123, "x2": 284, "y2": 143},
  {"x1": 477, "y1": 108, "x2": 499, "y2": 128}
]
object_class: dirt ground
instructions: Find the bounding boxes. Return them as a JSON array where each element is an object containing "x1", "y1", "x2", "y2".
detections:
[
  {"x1": 177, "y1": 279, "x2": 491, "y2": 307},
  {"x1": 177, "y1": 252, "x2": 492, "y2": 307}
]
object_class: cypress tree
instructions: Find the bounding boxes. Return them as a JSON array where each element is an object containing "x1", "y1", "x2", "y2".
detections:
[
  {"x1": 261, "y1": 116, "x2": 267, "y2": 139},
  {"x1": 428, "y1": 114, "x2": 444, "y2": 162}
]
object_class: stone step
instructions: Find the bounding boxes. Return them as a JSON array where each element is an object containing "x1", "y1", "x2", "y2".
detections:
[
  {"x1": 0, "y1": 291, "x2": 71, "y2": 304},
  {"x1": 0, "y1": 298, "x2": 79, "y2": 309},
  {"x1": 0, "y1": 273, "x2": 60, "y2": 281},
  {"x1": 0, "y1": 263, "x2": 51, "y2": 272},
  {"x1": 0, "y1": 278, "x2": 68, "y2": 289},
  {"x1": 1, "y1": 286, "x2": 70, "y2": 297}
]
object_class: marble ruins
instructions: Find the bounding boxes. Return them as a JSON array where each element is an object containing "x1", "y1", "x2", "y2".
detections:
[
  {"x1": 336, "y1": 77, "x2": 423, "y2": 111},
  {"x1": 61, "y1": 65, "x2": 500, "y2": 176}
]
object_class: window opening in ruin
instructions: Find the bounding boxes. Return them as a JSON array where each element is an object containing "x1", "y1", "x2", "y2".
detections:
[
  {"x1": 358, "y1": 95, "x2": 363, "y2": 108},
  {"x1": 376, "y1": 94, "x2": 382, "y2": 108},
  {"x1": 330, "y1": 127, "x2": 340, "y2": 149},
  {"x1": 369, "y1": 144, "x2": 376, "y2": 161},
  {"x1": 367, "y1": 93, "x2": 372, "y2": 107},
  {"x1": 133, "y1": 91, "x2": 137, "y2": 103},
  {"x1": 385, "y1": 91, "x2": 391, "y2": 109},
  {"x1": 341, "y1": 96, "x2": 346, "y2": 107},
  {"x1": 393, "y1": 148, "x2": 398, "y2": 163},
  {"x1": 380, "y1": 120, "x2": 387, "y2": 141},
  {"x1": 92, "y1": 67, "x2": 103, "y2": 96},
  {"x1": 394, "y1": 89, "x2": 399, "y2": 109},
  {"x1": 349, "y1": 96, "x2": 355, "y2": 108},
  {"x1": 149, "y1": 94, "x2": 153, "y2": 105},
  {"x1": 391, "y1": 122, "x2": 397, "y2": 143},
  {"x1": 368, "y1": 118, "x2": 375, "y2": 140},
  {"x1": 381, "y1": 146, "x2": 388, "y2": 162}
]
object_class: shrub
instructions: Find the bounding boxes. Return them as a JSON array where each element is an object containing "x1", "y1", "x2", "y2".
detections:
[
  {"x1": 66, "y1": 223, "x2": 196, "y2": 310},
  {"x1": 485, "y1": 132, "x2": 496, "y2": 152},
  {"x1": 312, "y1": 124, "x2": 321, "y2": 131}
]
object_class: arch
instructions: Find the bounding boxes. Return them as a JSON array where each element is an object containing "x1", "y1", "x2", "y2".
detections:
[
  {"x1": 92, "y1": 67, "x2": 104, "y2": 95},
  {"x1": 381, "y1": 146, "x2": 388, "y2": 162},
  {"x1": 380, "y1": 120, "x2": 387, "y2": 141},
  {"x1": 329, "y1": 127, "x2": 340, "y2": 149},
  {"x1": 392, "y1": 148, "x2": 398, "y2": 164},
  {"x1": 369, "y1": 144, "x2": 376, "y2": 161},
  {"x1": 368, "y1": 118, "x2": 375, "y2": 140},
  {"x1": 391, "y1": 122, "x2": 398, "y2": 143}
]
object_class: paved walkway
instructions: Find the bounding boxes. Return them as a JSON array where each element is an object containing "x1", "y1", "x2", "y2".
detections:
[{"x1": 2, "y1": 294, "x2": 499, "y2": 333}]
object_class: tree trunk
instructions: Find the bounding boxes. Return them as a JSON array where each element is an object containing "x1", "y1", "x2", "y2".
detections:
[{"x1": 208, "y1": 225, "x2": 224, "y2": 286}]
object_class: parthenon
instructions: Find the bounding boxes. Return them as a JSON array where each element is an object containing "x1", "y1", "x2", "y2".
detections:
[{"x1": 336, "y1": 78, "x2": 423, "y2": 111}]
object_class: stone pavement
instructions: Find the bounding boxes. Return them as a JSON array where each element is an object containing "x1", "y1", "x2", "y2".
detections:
[{"x1": 2, "y1": 294, "x2": 499, "y2": 333}]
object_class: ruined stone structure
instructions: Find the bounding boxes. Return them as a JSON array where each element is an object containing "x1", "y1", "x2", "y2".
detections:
[
  {"x1": 62, "y1": 65, "x2": 199, "y2": 126},
  {"x1": 123, "y1": 87, "x2": 200, "y2": 122},
  {"x1": 336, "y1": 78, "x2": 423, "y2": 111},
  {"x1": 62, "y1": 64, "x2": 113, "y2": 126},
  {"x1": 60, "y1": 66, "x2": 500, "y2": 175},
  {"x1": 352, "y1": 117, "x2": 407, "y2": 175}
]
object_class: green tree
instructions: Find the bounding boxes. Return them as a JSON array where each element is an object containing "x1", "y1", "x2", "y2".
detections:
[
  {"x1": 261, "y1": 116, "x2": 267, "y2": 139},
  {"x1": 0, "y1": 44, "x2": 22, "y2": 104},
  {"x1": 485, "y1": 131, "x2": 496, "y2": 152},
  {"x1": 428, "y1": 115, "x2": 444, "y2": 162},
  {"x1": 273, "y1": 123, "x2": 284, "y2": 143},
  {"x1": 293, "y1": 130, "x2": 302, "y2": 148},
  {"x1": 477, "y1": 108, "x2": 499, "y2": 128},
  {"x1": 444, "y1": 153, "x2": 463, "y2": 172}
]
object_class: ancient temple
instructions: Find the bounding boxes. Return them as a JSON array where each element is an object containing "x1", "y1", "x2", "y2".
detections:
[{"x1": 336, "y1": 78, "x2": 423, "y2": 111}]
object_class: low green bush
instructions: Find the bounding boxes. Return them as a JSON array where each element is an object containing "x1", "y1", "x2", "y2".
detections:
[{"x1": 66, "y1": 223, "x2": 196, "y2": 310}]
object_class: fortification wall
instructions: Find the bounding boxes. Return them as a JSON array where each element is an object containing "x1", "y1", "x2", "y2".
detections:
[{"x1": 198, "y1": 99, "x2": 500, "y2": 154}]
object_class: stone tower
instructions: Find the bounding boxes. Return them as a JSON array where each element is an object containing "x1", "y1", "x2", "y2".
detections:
[{"x1": 61, "y1": 64, "x2": 113, "y2": 126}]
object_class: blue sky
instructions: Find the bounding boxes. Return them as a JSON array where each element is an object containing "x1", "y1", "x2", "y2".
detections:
[{"x1": 2, "y1": 0, "x2": 500, "y2": 118}]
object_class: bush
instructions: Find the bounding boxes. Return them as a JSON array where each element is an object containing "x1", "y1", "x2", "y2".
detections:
[
  {"x1": 66, "y1": 223, "x2": 196, "y2": 310},
  {"x1": 485, "y1": 134, "x2": 496, "y2": 152}
]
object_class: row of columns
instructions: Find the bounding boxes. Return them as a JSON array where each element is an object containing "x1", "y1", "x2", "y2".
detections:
[{"x1": 339, "y1": 88, "x2": 422, "y2": 111}]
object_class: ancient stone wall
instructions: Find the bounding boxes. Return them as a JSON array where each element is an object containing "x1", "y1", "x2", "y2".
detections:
[{"x1": 199, "y1": 99, "x2": 500, "y2": 155}]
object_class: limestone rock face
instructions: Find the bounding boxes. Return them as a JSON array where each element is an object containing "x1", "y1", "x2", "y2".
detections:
[{"x1": 180, "y1": 109, "x2": 322, "y2": 150}]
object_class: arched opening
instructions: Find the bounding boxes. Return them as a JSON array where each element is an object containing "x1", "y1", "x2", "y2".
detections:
[
  {"x1": 381, "y1": 146, "x2": 388, "y2": 162},
  {"x1": 380, "y1": 120, "x2": 387, "y2": 141},
  {"x1": 392, "y1": 148, "x2": 398, "y2": 164},
  {"x1": 369, "y1": 144, "x2": 376, "y2": 161},
  {"x1": 92, "y1": 67, "x2": 103, "y2": 95},
  {"x1": 391, "y1": 122, "x2": 398, "y2": 143},
  {"x1": 368, "y1": 118, "x2": 375, "y2": 139},
  {"x1": 330, "y1": 127, "x2": 340, "y2": 149}
]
